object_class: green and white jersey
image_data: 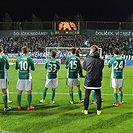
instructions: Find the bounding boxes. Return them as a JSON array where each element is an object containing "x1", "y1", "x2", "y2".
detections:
[
  {"x1": 0, "y1": 54, "x2": 9, "y2": 79},
  {"x1": 108, "y1": 55, "x2": 125, "y2": 79},
  {"x1": 45, "y1": 58, "x2": 60, "y2": 79},
  {"x1": 65, "y1": 55, "x2": 80, "y2": 79},
  {"x1": 15, "y1": 55, "x2": 35, "y2": 80}
]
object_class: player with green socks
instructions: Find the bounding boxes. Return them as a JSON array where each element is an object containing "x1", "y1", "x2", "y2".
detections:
[
  {"x1": 0, "y1": 46, "x2": 11, "y2": 111},
  {"x1": 65, "y1": 47, "x2": 84, "y2": 104},
  {"x1": 91, "y1": 90, "x2": 97, "y2": 104},
  {"x1": 15, "y1": 46, "x2": 35, "y2": 110},
  {"x1": 40, "y1": 50, "x2": 60, "y2": 104},
  {"x1": 108, "y1": 48, "x2": 125, "y2": 107},
  {"x1": 91, "y1": 90, "x2": 103, "y2": 104}
]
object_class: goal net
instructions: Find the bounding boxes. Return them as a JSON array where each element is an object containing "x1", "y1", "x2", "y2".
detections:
[{"x1": 46, "y1": 47, "x2": 102, "y2": 60}]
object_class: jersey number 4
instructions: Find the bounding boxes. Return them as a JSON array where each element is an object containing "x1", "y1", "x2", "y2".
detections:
[{"x1": 114, "y1": 60, "x2": 124, "y2": 70}]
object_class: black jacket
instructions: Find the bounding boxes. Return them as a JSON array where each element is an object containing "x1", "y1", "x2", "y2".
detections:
[{"x1": 83, "y1": 51, "x2": 104, "y2": 88}]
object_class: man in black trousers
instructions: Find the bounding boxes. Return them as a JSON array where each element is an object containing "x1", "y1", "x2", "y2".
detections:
[{"x1": 82, "y1": 45, "x2": 104, "y2": 115}]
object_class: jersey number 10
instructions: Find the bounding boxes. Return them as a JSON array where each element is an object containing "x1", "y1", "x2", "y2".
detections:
[{"x1": 19, "y1": 61, "x2": 28, "y2": 71}]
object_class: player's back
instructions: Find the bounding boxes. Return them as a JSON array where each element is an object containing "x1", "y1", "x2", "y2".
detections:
[
  {"x1": 15, "y1": 55, "x2": 34, "y2": 79},
  {"x1": 0, "y1": 54, "x2": 9, "y2": 79},
  {"x1": 45, "y1": 58, "x2": 60, "y2": 79},
  {"x1": 66, "y1": 55, "x2": 80, "y2": 79},
  {"x1": 110, "y1": 56, "x2": 125, "y2": 79}
]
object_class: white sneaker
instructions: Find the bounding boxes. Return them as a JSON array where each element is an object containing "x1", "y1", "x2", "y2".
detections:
[
  {"x1": 4, "y1": 107, "x2": 11, "y2": 111},
  {"x1": 97, "y1": 110, "x2": 101, "y2": 115},
  {"x1": 39, "y1": 99, "x2": 45, "y2": 103},
  {"x1": 82, "y1": 110, "x2": 88, "y2": 115},
  {"x1": 8, "y1": 100, "x2": 12, "y2": 103},
  {"x1": 50, "y1": 101, "x2": 55, "y2": 104}
]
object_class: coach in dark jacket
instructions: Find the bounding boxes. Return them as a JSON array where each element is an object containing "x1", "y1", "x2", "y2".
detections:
[{"x1": 82, "y1": 45, "x2": 104, "y2": 115}]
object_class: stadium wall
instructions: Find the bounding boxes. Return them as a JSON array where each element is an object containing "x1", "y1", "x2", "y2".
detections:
[
  {"x1": 81, "y1": 30, "x2": 133, "y2": 37},
  {"x1": 0, "y1": 30, "x2": 52, "y2": 36},
  {"x1": 1, "y1": 29, "x2": 133, "y2": 37}
]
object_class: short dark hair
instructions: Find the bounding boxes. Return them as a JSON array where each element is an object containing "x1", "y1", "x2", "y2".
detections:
[
  {"x1": 70, "y1": 47, "x2": 76, "y2": 55},
  {"x1": 51, "y1": 50, "x2": 56, "y2": 58},
  {"x1": 22, "y1": 46, "x2": 29, "y2": 54},
  {"x1": 113, "y1": 48, "x2": 119, "y2": 55},
  {"x1": 90, "y1": 45, "x2": 99, "y2": 52}
]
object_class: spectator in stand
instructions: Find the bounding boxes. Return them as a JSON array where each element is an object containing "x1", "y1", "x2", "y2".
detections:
[{"x1": 0, "y1": 35, "x2": 132, "y2": 57}]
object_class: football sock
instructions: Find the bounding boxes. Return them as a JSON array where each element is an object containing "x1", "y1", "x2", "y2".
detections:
[
  {"x1": 78, "y1": 91, "x2": 82, "y2": 100},
  {"x1": 92, "y1": 90, "x2": 96, "y2": 102},
  {"x1": 42, "y1": 88, "x2": 48, "y2": 100},
  {"x1": 17, "y1": 94, "x2": 22, "y2": 106},
  {"x1": 27, "y1": 94, "x2": 32, "y2": 107},
  {"x1": 3, "y1": 94, "x2": 7, "y2": 108},
  {"x1": 7, "y1": 88, "x2": 9, "y2": 100},
  {"x1": 119, "y1": 92, "x2": 123, "y2": 102},
  {"x1": 69, "y1": 92, "x2": 74, "y2": 101},
  {"x1": 51, "y1": 89, "x2": 55, "y2": 101},
  {"x1": 114, "y1": 92, "x2": 118, "y2": 104}
]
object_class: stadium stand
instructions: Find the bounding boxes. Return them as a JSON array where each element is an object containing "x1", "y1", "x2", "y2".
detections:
[{"x1": 0, "y1": 35, "x2": 133, "y2": 56}]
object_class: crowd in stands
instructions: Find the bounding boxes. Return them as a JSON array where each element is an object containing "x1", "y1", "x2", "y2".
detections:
[{"x1": 0, "y1": 35, "x2": 133, "y2": 56}]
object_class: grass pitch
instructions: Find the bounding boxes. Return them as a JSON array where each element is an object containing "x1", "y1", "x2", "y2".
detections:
[{"x1": 0, "y1": 65, "x2": 133, "y2": 133}]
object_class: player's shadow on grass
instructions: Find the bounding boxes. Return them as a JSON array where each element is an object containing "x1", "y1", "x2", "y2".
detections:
[
  {"x1": 0, "y1": 105, "x2": 61, "y2": 116},
  {"x1": 57, "y1": 103, "x2": 82, "y2": 112},
  {"x1": 101, "y1": 105, "x2": 114, "y2": 109},
  {"x1": 34, "y1": 104, "x2": 60, "y2": 110},
  {"x1": 82, "y1": 112, "x2": 133, "y2": 132},
  {"x1": 61, "y1": 111, "x2": 95, "y2": 118}
]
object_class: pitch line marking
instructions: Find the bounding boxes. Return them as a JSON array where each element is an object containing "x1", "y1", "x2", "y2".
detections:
[{"x1": 1, "y1": 92, "x2": 133, "y2": 96}]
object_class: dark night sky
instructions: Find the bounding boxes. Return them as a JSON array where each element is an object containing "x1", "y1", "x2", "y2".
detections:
[{"x1": 0, "y1": 0, "x2": 133, "y2": 22}]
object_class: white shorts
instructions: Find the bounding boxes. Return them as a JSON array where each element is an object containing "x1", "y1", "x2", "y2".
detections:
[
  {"x1": 17, "y1": 79, "x2": 32, "y2": 91},
  {"x1": 111, "y1": 78, "x2": 123, "y2": 89},
  {"x1": 45, "y1": 78, "x2": 58, "y2": 89},
  {"x1": 0, "y1": 79, "x2": 7, "y2": 89},
  {"x1": 67, "y1": 78, "x2": 80, "y2": 86}
]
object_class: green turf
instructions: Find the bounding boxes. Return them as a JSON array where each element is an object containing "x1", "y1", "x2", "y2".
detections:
[{"x1": 0, "y1": 65, "x2": 133, "y2": 133}]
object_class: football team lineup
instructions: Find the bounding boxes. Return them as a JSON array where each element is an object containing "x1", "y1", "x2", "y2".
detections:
[
  {"x1": 0, "y1": 0, "x2": 133, "y2": 132},
  {"x1": 0, "y1": 64, "x2": 132, "y2": 133}
]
